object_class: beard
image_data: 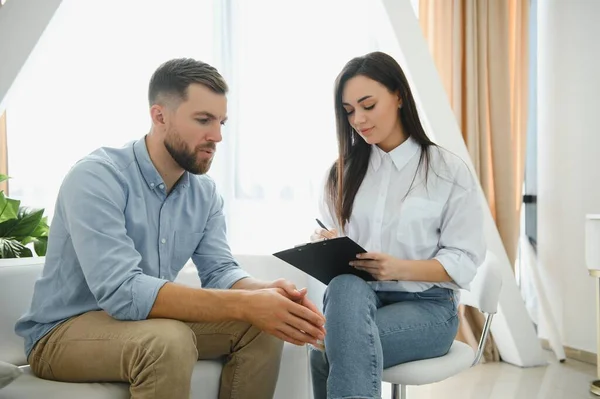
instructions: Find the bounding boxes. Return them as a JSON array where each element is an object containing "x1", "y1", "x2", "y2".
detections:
[{"x1": 164, "y1": 128, "x2": 215, "y2": 175}]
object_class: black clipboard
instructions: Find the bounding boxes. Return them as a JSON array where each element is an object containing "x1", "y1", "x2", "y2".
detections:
[{"x1": 272, "y1": 236, "x2": 375, "y2": 285}]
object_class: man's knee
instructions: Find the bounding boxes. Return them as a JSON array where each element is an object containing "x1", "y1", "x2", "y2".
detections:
[
  {"x1": 239, "y1": 323, "x2": 284, "y2": 361},
  {"x1": 137, "y1": 319, "x2": 197, "y2": 366},
  {"x1": 262, "y1": 329, "x2": 284, "y2": 359}
]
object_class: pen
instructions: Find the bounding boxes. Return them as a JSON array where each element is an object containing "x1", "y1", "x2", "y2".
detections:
[{"x1": 315, "y1": 218, "x2": 329, "y2": 231}]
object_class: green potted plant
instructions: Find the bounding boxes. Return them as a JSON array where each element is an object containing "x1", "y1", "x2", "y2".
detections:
[{"x1": 0, "y1": 174, "x2": 49, "y2": 260}]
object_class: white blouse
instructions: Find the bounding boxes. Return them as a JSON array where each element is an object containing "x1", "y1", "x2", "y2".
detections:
[{"x1": 319, "y1": 136, "x2": 486, "y2": 292}]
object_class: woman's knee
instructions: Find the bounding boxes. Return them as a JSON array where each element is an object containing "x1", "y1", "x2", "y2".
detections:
[{"x1": 325, "y1": 274, "x2": 374, "y2": 304}]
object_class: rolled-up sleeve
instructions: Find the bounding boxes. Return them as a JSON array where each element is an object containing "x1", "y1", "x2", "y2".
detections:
[
  {"x1": 192, "y1": 186, "x2": 250, "y2": 289},
  {"x1": 434, "y1": 164, "x2": 487, "y2": 289},
  {"x1": 61, "y1": 159, "x2": 167, "y2": 320}
]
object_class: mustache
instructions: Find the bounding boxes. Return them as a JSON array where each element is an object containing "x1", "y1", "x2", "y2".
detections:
[{"x1": 195, "y1": 143, "x2": 216, "y2": 152}]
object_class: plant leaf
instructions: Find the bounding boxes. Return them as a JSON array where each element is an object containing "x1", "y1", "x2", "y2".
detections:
[
  {"x1": 0, "y1": 174, "x2": 8, "y2": 184},
  {"x1": 34, "y1": 236, "x2": 48, "y2": 256},
  {"x1": 31, "y1": 216, "x2": 49, "y2": 238},
  {"x1": 20, "y1": 246, "x2": 33, "y2": 258},
  {"x1": 0, "y1": 237, "x2": 32, "y2": 258},
  {"x1": 0, "y1": 219, "x2": 19, "y2": 237},
  {"x1": 22, "y1": 235, "x2": 48, "y2": 256},
  {"x1": 0, "y1": 191, "x2": 20, "y2": 223},
  {"x1": 12, "y1": 207, "x2": 44, "y2": 238}
]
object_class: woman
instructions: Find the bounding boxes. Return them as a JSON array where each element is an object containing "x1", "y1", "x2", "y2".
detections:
[{"x1": 309, "y1": 51, "x2": 486, "y2": 399}]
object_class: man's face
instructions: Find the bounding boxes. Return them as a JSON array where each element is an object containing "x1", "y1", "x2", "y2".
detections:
[{"x1": 163, "y1": 83, "x2": 227, "y2": 175}]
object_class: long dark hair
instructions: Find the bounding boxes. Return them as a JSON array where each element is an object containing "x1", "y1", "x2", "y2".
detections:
[{"x1": 327, "y1": 51, "x2": 436, "y2": 232}]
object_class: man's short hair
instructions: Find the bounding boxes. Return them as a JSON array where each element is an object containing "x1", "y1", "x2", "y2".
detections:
[{"x1": 148, "y1": 58, "x2": 228, "y2": 106}]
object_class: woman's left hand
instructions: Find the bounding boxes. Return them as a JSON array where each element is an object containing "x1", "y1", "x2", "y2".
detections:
[{"x1": 349, "y1": 252, "x2": 407, "y2": 281}]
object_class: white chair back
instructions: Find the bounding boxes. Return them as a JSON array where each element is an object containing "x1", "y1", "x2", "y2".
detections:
[{"x1": 459, "y1": 250, "x2": 502, "y2": 314}]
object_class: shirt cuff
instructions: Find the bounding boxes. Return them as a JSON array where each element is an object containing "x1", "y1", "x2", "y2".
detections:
[
  {"x1": 434, "y1": 250, "x2": 478, "y2": 290},
  {"x1": 131, "y1": 274, "x2": 169, "y2": 320},
  {"x1": 207, "y1": 268, "x2": 251, "y2": 290}
]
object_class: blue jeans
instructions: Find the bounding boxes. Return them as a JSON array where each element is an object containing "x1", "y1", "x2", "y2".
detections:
[{"x1": 310, "y1": 274, "x2": 459, "y2": 399}]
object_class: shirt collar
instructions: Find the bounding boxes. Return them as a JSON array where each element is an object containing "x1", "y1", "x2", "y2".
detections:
[
  {"x1": 133, "y1": 137, "x2": 191, "y2": 190},
  {"x1": 369, "y1": 135, "x2": 421, "y2": 172}
]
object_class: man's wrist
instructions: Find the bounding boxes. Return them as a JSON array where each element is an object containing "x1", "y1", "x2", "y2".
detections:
[
  {"x1": 230, "y1": 277, "x2": 269, "y2": 291},
  {"x1": 222, "y1": 289, "x2": 252, "y2": 321}
]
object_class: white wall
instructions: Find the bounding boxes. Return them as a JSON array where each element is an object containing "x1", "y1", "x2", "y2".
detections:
[
  {"x1": 0, "y1": 0, "x2": 63, "y2": 111},
  {"x1": 538, "y1": 0, "x2": 600, "y2": 354}
]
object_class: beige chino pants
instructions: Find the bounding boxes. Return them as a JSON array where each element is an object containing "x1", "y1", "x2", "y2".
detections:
[{"x1": 28, "y1": 311, "x2": 284, "y2": 399}]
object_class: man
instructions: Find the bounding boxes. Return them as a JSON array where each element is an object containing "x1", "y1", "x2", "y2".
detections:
[{"x1": 15, "y1": 58, "x2": 326, "y2": 399}]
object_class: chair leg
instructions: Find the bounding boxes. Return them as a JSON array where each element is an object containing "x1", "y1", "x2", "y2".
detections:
[{"x1": 391, "y1": 383, "x2": 407, "y2": 399}]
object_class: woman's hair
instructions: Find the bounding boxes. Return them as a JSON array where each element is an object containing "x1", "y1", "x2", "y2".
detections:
[{"x1": 326, "y1": 51, "x2": 436, "y2": 231}]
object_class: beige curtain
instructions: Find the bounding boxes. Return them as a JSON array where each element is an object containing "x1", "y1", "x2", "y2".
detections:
[
  {"x1": 419, "y1": 0, "x2": 529, "y2": 363},
  {"x1": 0, "y1": 111, "x2": 8, "y2": 194}
]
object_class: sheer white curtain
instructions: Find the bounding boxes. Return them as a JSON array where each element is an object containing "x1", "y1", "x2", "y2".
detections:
[
  {"x1": 7, "y1": 0, "x2": 216, "y2": 219},
  {"x1": 218, "y1": 0, "x2": 381, "y2": 255}
]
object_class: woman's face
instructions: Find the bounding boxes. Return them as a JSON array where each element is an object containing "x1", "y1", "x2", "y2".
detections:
[{"x1": 341, "y1": 75, "x2": 403, "y2": 151}]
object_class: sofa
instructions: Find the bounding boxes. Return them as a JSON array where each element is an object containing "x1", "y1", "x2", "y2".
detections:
[{"x1": 0, "y1": 255, "x2": 314, "y2": 399}]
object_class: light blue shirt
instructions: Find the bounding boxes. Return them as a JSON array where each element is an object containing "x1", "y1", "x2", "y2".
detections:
[{"x1": 15, "y1": 137, "x2": 249, "y2": 358}]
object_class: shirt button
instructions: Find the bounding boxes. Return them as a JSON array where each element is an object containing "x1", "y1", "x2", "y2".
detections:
[
  {"x1": 159, "y1": 184, "x2": 164, "y2": 189},
  {"x1": 161, "y1": 275, "x2": 165, "y2": 279},
  {"x1": 150, "y1": 183, "x2": 155, "y2": 188},
  {"x1": 161, "y1": 238, "x2": 166, "y2": 244}
]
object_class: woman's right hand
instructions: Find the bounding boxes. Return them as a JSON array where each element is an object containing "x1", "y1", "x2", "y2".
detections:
[{"x1": 310, "y1": 228, "x2": 338, "y2": 242}]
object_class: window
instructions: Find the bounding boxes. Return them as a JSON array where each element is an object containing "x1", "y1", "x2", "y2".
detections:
[
  {"x1": 220, "y1": 0, "x2": 381, "y2": 254},
  {"x1": 7, "y1": 0, "x2": 217, "y2": 220},
  {"x1": 7, "y1": 0, "x2": 383, "y2": 256}
]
